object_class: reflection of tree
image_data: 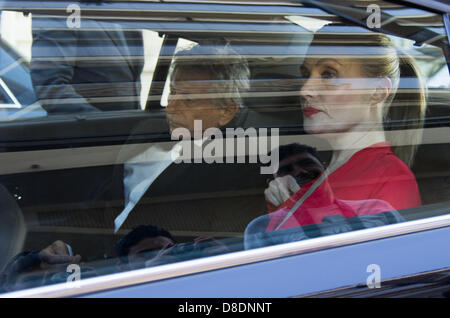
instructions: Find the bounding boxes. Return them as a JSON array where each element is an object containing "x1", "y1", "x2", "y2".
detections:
[{"x1": 389, "y1": 35, "x2": 447, "y2": 82}]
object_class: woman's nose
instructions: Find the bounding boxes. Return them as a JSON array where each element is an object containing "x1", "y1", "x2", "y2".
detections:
[{"x1": 300, "y1": 77, "x2": 320, "y2": 100}]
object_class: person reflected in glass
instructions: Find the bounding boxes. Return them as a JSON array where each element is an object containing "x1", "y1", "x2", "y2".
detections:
[
  {"x1": 30, "y1": 1, "x2": 144, "y2": 114},
  {"x1": 263, "y1": 30, "x2": 425, "y2": 231}
]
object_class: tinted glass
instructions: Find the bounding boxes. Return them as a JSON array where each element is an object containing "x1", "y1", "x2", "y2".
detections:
[{"x1": 0, "y1": 0, "x2": 449, "y2": 294}]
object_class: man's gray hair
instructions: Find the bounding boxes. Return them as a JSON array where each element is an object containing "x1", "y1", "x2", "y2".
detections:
[{"x1": 170, "y1": 42, "x2": 250, "y2": 108}]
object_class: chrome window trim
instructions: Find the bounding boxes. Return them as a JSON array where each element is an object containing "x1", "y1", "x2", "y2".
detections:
[{"x1": 2, "y1": 213, "x2": 450, "y2": 298}]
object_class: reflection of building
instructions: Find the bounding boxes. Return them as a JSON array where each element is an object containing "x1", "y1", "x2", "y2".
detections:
[
  {"x1": 0, "y1": 11, "x2": 32, "y2": 62},
  {"x1": 0, "y1": 12, "x2": 165, "y2": 109}
]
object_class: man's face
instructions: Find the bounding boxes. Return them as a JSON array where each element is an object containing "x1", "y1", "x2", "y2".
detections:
[
  {"x1": 166, "y1": 67, "x2": 238, "y2": 135},
  {"x1": 275, "y1": 152, "x2": 324, "y2": 187},
  {"x1": 126, "y1": 236, "x2": 175, "y2": 269}
]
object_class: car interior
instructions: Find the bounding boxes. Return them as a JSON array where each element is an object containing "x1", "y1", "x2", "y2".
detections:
[{"x1": 0, "y1": 0, "x2": 448, "y2": 290}]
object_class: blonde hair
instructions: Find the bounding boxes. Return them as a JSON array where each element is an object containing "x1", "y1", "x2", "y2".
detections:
[{"x1": 359, "y1": 34, "x2": 427, "y2": 167}]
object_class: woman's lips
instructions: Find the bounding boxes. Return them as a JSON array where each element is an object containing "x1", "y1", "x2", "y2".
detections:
[{"x1": 303, "y1": 106, "x2": 321, "y2": 117}]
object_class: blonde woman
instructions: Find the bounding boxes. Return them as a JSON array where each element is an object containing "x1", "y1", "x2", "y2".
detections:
[{"x1": 263, "y1": 30, "x2": 426, "y2": 231}]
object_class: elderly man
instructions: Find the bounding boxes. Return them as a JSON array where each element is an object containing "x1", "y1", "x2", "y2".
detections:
[
  {"x1": 166, "y1": 43, "x2": 250, "y2": 135},
  {"x1": 114, "y1": 42, "x2": 251, "y2": 232}
]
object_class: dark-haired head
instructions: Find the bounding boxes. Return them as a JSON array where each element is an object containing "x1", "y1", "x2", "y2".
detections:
[
  {"x1": 269, "y1": 143, "x2": 325, "y2": 187},
  {"x1": 115, "y1": 225, "x2": 175, "y2": 265}
]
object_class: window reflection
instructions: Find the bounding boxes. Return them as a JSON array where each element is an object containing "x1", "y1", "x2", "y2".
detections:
[
  {"x1": 0, "y1": 1, "x2": 448, "y2": 295},
  {"x1": 31, "y1": 18, "x2": 144, "y2": 114}
]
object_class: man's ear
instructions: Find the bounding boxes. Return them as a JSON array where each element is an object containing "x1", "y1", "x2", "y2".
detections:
[
  {"x1": 370, "y1": 77, "x2": 392, "y2": 106},
  {"x1": 218, "y1": 103, "x2": 239, "y2": 126}
]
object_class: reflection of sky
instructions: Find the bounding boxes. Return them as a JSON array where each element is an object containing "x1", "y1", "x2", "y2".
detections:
[
  {"x1": 316, "y1": 25, "x2": 372, "y2": 34},
  {"x1": 426, "y1": 27, "x2": 446, "y2": 35},
  {"x1": 33, "y1": 19, "x2": 309, "y2": 34},
  {"x1": 384, "y1": 8, "x2": 434, "y2": 17},
  {"x1": 427, "y1": 66, "x2": 450, "y2": 88}
]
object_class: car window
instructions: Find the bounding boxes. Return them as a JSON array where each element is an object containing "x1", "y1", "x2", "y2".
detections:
[{"x1": 0, "y1": 0, "x2": 449, "y2": 295}]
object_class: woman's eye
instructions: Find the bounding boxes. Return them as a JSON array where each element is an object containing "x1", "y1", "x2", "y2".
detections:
[{"x1": 321, "y1": 70, "x2": 336, "y2": 79}]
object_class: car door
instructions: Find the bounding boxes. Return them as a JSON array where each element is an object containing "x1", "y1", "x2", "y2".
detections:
[{"x1": 0, "y1": 0, "x2": 449, "y2": 298}]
